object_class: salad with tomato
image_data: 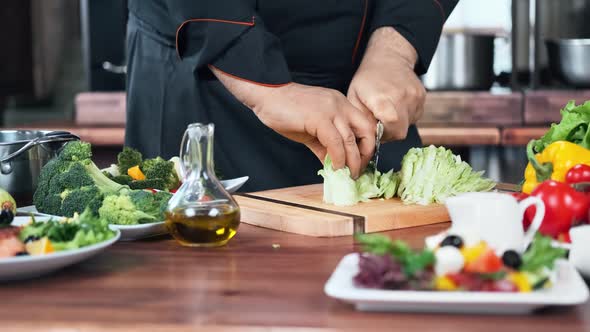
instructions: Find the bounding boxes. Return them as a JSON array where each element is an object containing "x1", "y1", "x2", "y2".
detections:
[{"x1": 353, "y1": 233, "x2": 566, "y2": 292}]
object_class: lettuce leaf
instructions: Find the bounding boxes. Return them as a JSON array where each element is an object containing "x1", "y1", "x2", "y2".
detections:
[
  {"x1": 532, "y1": 100, "x2": 590, "y2": 153},
  {"x1": 318, "y1": 156, "x2": 359, "y2": 206},
  {"x1": 397, "y1": 146, "x2": 495, "y2": 205},
  {"x1": 318, "y1": 156, "x2": 400, "y2": 206}
]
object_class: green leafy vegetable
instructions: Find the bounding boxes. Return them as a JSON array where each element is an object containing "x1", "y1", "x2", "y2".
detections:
[
  {"x1": 19, "y1": 210, "x2": 115, "y2": 251},
  {"x1": 98, "y1": 194, "x2": 158, "y2": 225},
  {"x1": 532, "y1": 100, "x2": 590, "y2": 153},
  {"x1": 33, "y1": 141, "x2": 127, "y2": 217},
  {"x1": 117, "y1": 146, "x2": 143, "y2": 175},
  {"x1": 521, "y1": 234, "x2": 567, "y2": 272},
  {"x1": 318, "y1": 156, "x2": 400, "y2": 206},
  {"x1": 356, "y1": 234, "x2": 435, "y2": 278},
  {"x1": 318, "y1": 156, "x2": 360, "y2": 206},
  {"x1": 397, "y1": 145, "x2": 495, "y2": 205}
]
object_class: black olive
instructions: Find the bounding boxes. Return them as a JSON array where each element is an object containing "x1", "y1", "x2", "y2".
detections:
[
  {"x1": 502, "y1": 250, "x2": 522, "y2": 269},
  {"x1": 23, "y1": 235, "x2": 40, "y2": 244},
  {"x1": 0, "y1": 209, "x2": 13, "y2": 225},
  {"x1": 15, "y1": 252, "x2": 29, "y2": 256},
  {"x1": 440, "y1": 235, "x2": 464, "y2": 248}
]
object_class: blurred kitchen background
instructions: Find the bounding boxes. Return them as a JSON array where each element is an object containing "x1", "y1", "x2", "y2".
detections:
[{"x1": 1, "y1": 0, "x2": 590, "y2": 182}]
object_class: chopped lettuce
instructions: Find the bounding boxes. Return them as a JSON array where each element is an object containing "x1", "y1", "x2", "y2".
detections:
[
  {"x1": 378, "y1": 170, "x2": 400, "y2": 199},
  {"x1": 318, "y1": 145, "x2": 492, "y2": 206},
  {"x1": 318, "y1": 156, "x2": 359, "y2": 206},
  {"x1": 397, "y1": 145, "x2": 495, "y2": 205},
  {"x1": 318, "y1": 156, "x2": 400, "y2": 206}
]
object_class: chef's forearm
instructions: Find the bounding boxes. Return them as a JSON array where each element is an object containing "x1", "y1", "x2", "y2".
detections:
[
  {"x1": 369, "y1": 0, "x2": 459, "y2": 74},
  {"x1": 209, "y1": 65, "x2": 282, "y2": 113},
  {"x1": 363, "y1": 27, "x2": 418, "y2": 69}
]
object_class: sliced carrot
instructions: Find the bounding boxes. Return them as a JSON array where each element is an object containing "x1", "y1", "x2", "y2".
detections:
[{"x1": 127, "y1": 165, "x2": 146, "y2": 180}]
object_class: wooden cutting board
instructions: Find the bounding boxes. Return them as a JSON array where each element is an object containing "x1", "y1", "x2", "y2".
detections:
[{"x1": 234, "y1": 184, "x2": 451, "y2": 237}]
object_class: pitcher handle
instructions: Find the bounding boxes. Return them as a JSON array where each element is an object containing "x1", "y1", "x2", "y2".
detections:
[
  {"x1": 518, "y1": 196, "x2": 545, "y2": 251},
  {"x1": 178, "y1": 128, "x2": 191, "y2": 180}
]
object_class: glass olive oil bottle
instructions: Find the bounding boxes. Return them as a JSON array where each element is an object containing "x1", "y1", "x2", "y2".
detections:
[{"x1": 165, "y1": 123, "x2": 240, "y2": 247}]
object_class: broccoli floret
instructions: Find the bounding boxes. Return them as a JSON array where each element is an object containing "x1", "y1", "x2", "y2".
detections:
[
  {"x1": 141, "y1": 157, "x2": 179, "y2": 190},
  {"x1": 129, "y1": 179, "x2": 166, "y2": 190},
  {"x1": 98, "y1": 194, "x2": 157, "y2": 225},
  {"x1": 103, "y1": 170, "x2": 133, "y2": 186},
  {"x1": 113, "y1": 175, "x2": 133, "y2": 186},
  {"x1": 33, "y1": 141, "x2": 128, "y2": 217},
  {"x1": 54, "y1": 163, "x2": 94, "y2": 191},
  {"x1": 59, "y1": 141, "x2": 92, "y2": 162},
  {"x1": 60, "y1": 186, "x2": 103, "y2": 217},
  {"x1": 117, "y1": 147, "x2": 143, "y2": 175},
  {"x1": 128, "y1": 190, "x2": 172, "y2": 220}
]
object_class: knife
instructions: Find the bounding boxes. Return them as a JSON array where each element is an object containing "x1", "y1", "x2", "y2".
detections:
[{"x1": 370, "y1": 121, "x2": 384, "y2": 171}]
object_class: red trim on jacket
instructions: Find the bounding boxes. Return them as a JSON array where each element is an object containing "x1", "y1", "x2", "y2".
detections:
[
  {"x1": 352, "y1": 0, "x2": 369, "y2": 64},
  {"x1": 432, "y1": 0, "x2": 446, "y2": 20},
  {"x1": 208, "y1": 65, "x2": 291, "y2": 88},
  {"x1": 175, "y1": 17, "x2": 256, "y2": 58}
]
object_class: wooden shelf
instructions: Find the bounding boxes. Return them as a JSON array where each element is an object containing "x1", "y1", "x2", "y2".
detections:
[
  {"x1": 15, "y1": 124, "x2": 125, "y2": 146},
  {"x1": 420, "y1": 91, "x2": 522, "y2": 126},
  {"x1": 8, "y1": 125, "x2": 504, "y2": 147},
  {"x1": 501, "y1": 127, "x2": 549, "y2": 146},
  {"x1": 418, "y1": 127, "x2": 501, "y2": 146}
]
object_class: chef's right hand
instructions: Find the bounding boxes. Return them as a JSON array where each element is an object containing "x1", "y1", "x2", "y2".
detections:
[{"x1": 251, "y1": 83, "x2": 377, "y2": 178}]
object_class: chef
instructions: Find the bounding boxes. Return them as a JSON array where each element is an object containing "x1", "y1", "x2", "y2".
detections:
[{"x1": 125, "y1": 0, "x2": 458, "y2": 191}]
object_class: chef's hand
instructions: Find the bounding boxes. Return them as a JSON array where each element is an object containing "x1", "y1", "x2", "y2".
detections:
[
  {"x1": 209, "y1": 67, "x2": 376, "y2": 178},
  {"x1": 347, "y1": 27, "x2": 426, "y2": 142}
]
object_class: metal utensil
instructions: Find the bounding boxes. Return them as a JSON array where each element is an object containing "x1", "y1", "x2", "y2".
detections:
[
  {"x1": 0, "y1": 130, "x2": 79, "y2": 205},
  {"x1": 546, "y1": 38, "x2": 590, "y2": 87},
  {"x1": 421, "y1": 33, "x2": 496, "y2": 91},
  {"x1": 371, "y1": 121, "x2": 384, "y2": 170}
]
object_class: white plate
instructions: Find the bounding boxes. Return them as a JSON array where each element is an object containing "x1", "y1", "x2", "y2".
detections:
[
  {"x1": 109, "y1": 222, "x2": 166, "y2": 241},
  {"x1": 17, "y1": 206, "x2": 163, "y2": 242},
  {"x1": 324, "y1": 253, "x2": 589, "y2": 314},
  {"x1": 0, "y1": 217, "x2": 120, "y2": 281},
  {"x1": 220, "y1": 176, "x2": 249, "y2": 193},
  {"x1": 16, "y1": 176, "x2": 249, "y2": 241}
]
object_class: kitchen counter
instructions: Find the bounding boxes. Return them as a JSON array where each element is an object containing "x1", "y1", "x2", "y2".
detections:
[
  {"x1": 12, "y1": 122, "x2": 503, "y2": 147},
  {"x1": 1, "y1": 223, "x2": 588, "y2": 331}
]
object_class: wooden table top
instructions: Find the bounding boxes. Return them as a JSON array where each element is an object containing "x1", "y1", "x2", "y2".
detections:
[{"x1": 1, "y1": 223, "x2": 588, "y2": 332}]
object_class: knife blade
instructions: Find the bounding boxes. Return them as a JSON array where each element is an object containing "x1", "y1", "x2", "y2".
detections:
[{"x1": 371, "y1": 121, "x2": 384, "y2": 171}]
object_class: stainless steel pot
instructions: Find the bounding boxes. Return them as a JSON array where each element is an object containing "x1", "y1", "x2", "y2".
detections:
[
  {"x1": 0, "y1": 130, "x2": 79, "y2": 205},
  {"x1": 421, "y1": 33, "x2": 496, "y2": 91},
  {"x1": 546, "y1": 38, "x2": 590, "y2": 87}
]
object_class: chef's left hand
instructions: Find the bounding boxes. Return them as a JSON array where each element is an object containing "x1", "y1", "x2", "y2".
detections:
[{"x1": 347, "y1": 27, "x2": 426, "y2": 142}]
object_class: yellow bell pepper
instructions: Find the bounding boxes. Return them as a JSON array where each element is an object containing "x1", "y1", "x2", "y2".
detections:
[
  {"x1": 508, "y1": 272, "x2": 532, "y2": 293},
  {"x1": 127, "y1": 165, "x2": 146, "y2": 181},
  {"x1": 523, "y1": 140, "x2": 590, "y2": 194},
  {"x1": 435, "y1": 276, "x2": 458, "y2": 291}
]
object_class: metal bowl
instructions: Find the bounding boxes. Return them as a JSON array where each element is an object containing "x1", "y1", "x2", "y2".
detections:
[
  {"x1": 0, "y1": 130, "x2": 79, "y2": 205},
  {"x1": 546, "y1": 38, "x2": 590, "y2": 87},
  {"x1": 421, "y1": 33, "x2": 496, "y2": 91}
]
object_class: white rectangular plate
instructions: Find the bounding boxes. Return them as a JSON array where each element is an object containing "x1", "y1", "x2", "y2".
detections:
[{"x1": 324, "y1": 253, "x2": 589, "y2": 314}]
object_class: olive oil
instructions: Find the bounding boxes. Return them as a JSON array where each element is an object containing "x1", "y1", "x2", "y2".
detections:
[
  {"x1": 167, "y1": 123, "x2": 241, "y2": 248},
  {"x1": 165, "y1": 204, "x2": 240, "y2": 247}
]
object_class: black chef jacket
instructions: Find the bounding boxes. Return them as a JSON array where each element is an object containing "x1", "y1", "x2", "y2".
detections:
[{"x1": 125, "y1": 0, "x2": 458, "y2": 192}]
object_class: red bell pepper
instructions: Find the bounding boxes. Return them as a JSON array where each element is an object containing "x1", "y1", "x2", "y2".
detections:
[
  {"x1": 565, "y1": 164, "x2": 590, "y2": 184},
  {"x1": 524, "y1": 180, "x2": 590, "y2": 239}
]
